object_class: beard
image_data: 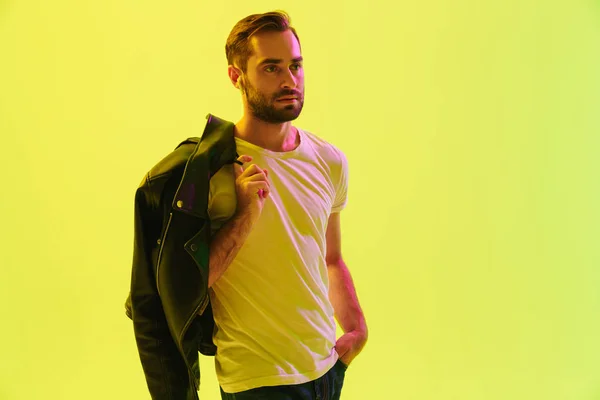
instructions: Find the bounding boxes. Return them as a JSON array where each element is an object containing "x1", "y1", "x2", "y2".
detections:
[{"x1": 240, "y1": 78, "x2": 304, "y2": 124}]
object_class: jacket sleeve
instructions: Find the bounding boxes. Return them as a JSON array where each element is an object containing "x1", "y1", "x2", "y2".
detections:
[{"x1": 126, "y1": 173, "x2": 195, "y2": 399}]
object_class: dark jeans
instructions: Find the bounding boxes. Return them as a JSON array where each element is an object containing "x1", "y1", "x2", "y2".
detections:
[{"x1": 219, "y1": 359, "x2": 348, "y2": 400}]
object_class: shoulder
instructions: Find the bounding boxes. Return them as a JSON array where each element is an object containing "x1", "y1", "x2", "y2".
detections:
[
  {"x1": 137, "y1": 137, "x2": 200, "y2": 206},
  {"x1": 299, "y1": 128, "x2": 347, "y2": 166},
  {"x1": 147, "y1": 137, "x2": 200, "y2": 182}
]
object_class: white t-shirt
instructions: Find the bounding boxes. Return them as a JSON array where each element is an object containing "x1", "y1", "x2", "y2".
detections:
[{"x1": 206, "y1": 126, "x2": 349, "y2": 393}]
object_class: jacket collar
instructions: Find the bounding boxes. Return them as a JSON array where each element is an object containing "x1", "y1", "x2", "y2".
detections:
[{"x1": 172, "y1": 113, "x2": 239, "y2": 219}]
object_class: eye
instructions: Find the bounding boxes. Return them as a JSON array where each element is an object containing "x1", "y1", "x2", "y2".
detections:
[{"x1": 265, "y1": 64, "x2": 303, "y2": 73}]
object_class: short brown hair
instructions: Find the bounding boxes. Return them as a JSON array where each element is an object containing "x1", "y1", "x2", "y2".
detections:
[{"x1": 225, "y1": 10, "x2": 302, "y2": 75}]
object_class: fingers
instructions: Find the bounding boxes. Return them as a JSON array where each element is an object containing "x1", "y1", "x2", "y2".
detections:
[
  {"x1": 234, "y1": 155, "x2": 268, "y2": 180},
  {"x1": 240, "y1": 163, "x2": 264, "y2": 177},
  {"x1": 233, "y1": 155, "x2": 271, "y2": 200},
  {"x1": 247, "y1": 181, "x2": 270, "y2": 198},
  {"x1": 244, "y1": 170, "x2": 269, "y2": 182},
  {"x1": 245, "y1": 172, "x2": 271, "y2": 194},
  {"x1": 238, "y1": 155, "x2": 252, "y2": 163},
  {"x1": 233, "y1": 155, "x2": 252, "y2": 177}
]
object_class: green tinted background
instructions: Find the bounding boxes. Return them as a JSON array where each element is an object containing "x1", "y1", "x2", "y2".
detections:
[{"x1": 1, "y1": 1, "x2": 599, "y2": 399}]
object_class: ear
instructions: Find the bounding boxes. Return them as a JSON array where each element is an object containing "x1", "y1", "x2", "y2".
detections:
[{"x1": 228, "y1": 65, "x2": 242, "y2": 88}]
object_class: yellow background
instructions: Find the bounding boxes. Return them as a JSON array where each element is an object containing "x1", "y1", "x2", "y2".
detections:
[{"x1": 1, "y1": 1, "x2": 599, "y2": 399}]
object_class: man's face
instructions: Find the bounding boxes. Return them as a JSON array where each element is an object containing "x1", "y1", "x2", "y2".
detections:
[{"x1": 234, "y1": 30, "x2": 304, "y2": 124}]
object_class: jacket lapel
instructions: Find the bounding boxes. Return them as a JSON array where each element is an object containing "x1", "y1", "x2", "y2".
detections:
[{"x1": 171, "y1": 113, "x2": 238, "y2": 219}]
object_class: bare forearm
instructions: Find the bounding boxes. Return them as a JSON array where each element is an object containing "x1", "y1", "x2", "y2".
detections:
[
  {"x1": 208, "y1": 211, "x2": 253, "y2": 288},
  {"x1": 328, "y1": 260, "x2": 368, "y2": 337}
]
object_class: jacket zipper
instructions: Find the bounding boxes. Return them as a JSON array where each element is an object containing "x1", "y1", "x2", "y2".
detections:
[
  {"x1": 156, "y1": 211, "x2": 173, "y2": 296},
  {"x1": 178, "y1": 292, "x2": 210, "y2": 392},
  {"x1": 157, "y1": 210, "x2": 211, "y2": 393},
  {"x1": 197, "y1": 292, "x2": 210, "y2": 315}
]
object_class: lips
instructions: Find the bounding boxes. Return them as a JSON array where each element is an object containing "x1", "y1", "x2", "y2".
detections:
[{"x1": 278, "y1": 97, "x2": 297, "y2": 101}]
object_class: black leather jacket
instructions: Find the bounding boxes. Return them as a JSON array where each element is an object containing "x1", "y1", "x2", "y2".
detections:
[{"x1": 124, "y1": 113, "x2": 240, "y2": 399}]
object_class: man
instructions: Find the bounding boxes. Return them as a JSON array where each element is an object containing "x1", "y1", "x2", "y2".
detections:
[{"x1": 208, "y1": 10, "x2": 368, "y2": 400}]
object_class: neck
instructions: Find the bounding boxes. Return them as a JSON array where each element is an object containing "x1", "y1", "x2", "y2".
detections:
[{"x1": 234, "y1": 118, "x2": 299, "y2": 152}]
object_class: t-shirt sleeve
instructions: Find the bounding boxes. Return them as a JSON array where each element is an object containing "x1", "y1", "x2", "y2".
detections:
[{"x1": 331, "y1": 148, "x2": 349, "y2": 213}]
